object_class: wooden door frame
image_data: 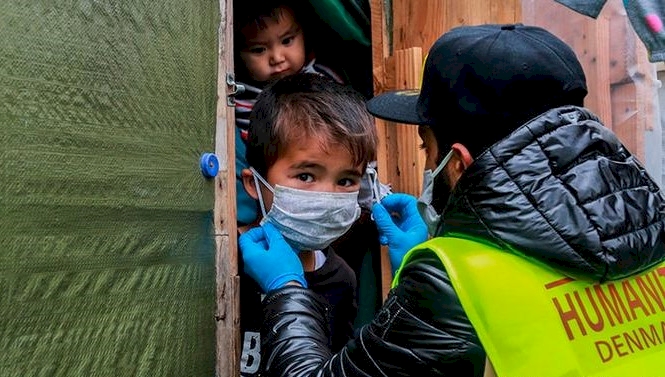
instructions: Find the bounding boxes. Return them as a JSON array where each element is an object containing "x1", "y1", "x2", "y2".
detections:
[{"x1": 214, "y1": 0, "x2": 240, "y2": 376}]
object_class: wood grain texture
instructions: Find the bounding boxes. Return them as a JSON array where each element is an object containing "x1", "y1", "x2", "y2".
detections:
[
  {"x1": 392, "y1": 47, "x2": 424, "y2": 197},
  {"x1": 523, "y1": 0, "x2": 658, "y2": 161},
  {"x1": 215, "y1": 0, "x2": 240, "y2": 375}
]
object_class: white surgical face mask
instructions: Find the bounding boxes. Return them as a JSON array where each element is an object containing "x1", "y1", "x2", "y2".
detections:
[
  {"x1": 417, "y1": 150, "x2": 454, "y2": 236},
  {"x1": 250, "y1": 167, "x2": 361, "y2": 251}
]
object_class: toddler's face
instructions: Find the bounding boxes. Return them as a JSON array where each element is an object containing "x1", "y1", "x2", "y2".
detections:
[
  {"x1": 257, "y1": 135, "x2": 363, "y2": 212},
  {"x1": 239, "y1": 6, "x2": 307, "y2": 83}
]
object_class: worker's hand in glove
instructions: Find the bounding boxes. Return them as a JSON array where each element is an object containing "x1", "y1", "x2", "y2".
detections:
[
  {"x1": 239, "y1": 222, "x2": 306, "y2": 292},
  {"x1": 371, "y1": 193, "x2": 428, "y2": 274}
]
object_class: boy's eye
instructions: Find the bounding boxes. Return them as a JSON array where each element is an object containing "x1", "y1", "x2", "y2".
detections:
[
  {"x1": 338, "y1": 177, "x2": 360, "y2": 188},
  {"x1": 296, "y1": 173, "x2": 314, "y2": 183}
]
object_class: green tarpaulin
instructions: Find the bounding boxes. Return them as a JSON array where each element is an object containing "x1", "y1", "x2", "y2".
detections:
[{"x1": 1, "y1": 1, "x2": 219, "y2": 375}]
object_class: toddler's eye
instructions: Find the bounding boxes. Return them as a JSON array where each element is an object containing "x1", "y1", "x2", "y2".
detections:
[
  {"x1": 282, "y1": 36, "x2": 294, "y2": 45},
  {"x1": 249, "y1": 46, "x2": 265, "y2": 54}
]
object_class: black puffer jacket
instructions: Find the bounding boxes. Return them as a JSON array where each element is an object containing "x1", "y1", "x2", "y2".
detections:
[{"x1": 259, "y1": 106, "x2": 665, "y2": 376}]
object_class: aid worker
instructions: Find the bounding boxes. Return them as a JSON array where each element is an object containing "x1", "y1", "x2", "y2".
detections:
[{"x1": 239, "y1": 23, "x2": 665, "y2": 376}]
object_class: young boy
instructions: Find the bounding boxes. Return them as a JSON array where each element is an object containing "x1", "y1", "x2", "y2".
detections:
[{"x1": 237, "y1": 73, "x2": 378, "y2": 376}]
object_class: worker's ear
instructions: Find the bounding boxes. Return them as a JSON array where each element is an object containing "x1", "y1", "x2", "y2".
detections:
[
  {"x1": 444, "y1": 143, "x2": 474, "y2": 188},
  {"x1": 241, "y1": 169, "x2": 259, "y2": 200},
  {"x1": 450, "y1": 143, "x2": 474, "y2": 172}
]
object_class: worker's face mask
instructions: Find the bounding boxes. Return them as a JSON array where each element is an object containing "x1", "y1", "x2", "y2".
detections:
[
  {"x1": 250, "y1": 167, "x2": 361, "y2": 251},
  {"x1": 417, "y1": 150, "x2": 454, "y2": 236}
]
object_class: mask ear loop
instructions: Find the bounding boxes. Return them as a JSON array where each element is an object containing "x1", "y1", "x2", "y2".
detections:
[
  {"x1": 432, "y1": 149, "x2": 454, "y2": 178},
  {"x1": 366, "y1": 166, "x2": 381, "y2": 221},
  {"x1": 366, "y1": 166, "x2": 381, "y2": 204},
  {"x1": 249, "y1": 167, "x2": 274, "y2": 218}
]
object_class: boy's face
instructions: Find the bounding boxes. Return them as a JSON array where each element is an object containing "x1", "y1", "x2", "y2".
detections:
[
  {"x1": 243, "y1": 135, "x2": 364, "y2": 212},
  {"x1": 239, "y1": 6, "x2": 307, "y2": 83}
]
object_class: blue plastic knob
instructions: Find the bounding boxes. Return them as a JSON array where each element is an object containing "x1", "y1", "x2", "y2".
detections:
[{"x1": 200, "y1": 153, "x2": 219, "y2": 178}]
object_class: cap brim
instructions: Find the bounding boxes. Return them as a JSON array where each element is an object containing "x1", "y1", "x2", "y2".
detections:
[{"x1": 366, "y1": 89, "x2": 425, "y2": 125}]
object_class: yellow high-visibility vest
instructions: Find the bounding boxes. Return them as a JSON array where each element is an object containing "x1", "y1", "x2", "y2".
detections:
[{"x1": 393, "y1": 237, "x2": 665, "y2": 376}]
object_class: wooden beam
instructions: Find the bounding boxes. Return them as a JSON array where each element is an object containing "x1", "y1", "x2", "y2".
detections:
[
  {"x1": 611, "y1": 82, "x2": 642, "y2": 159},
  {"x1": 371, "y1": 0, "x2": 391, "y2": 190},
  {"x1": 378, "y1": 48, "x2": 425, "y2": 298},
  {"x1": 214, "y1": 0, "x2": 240, "y2": 376},
  {"x1": 390, "y1": 47, "x2": 425, "y2": 196},
  {"x1": 392, "y1": 0, "x2": 521, "y2": 52},
  {"x1": 490, "y1": 0, "x2": 521, "y2": 24},
  {"x1": 370, "y1": 0, "x2": 393, "y2": 300},
  {"x1": 588, "y1": 9, "x2": 613, "y2": 130},
  {"x1": 393, "y1": 0, "x2": 447, "y2": 52}
]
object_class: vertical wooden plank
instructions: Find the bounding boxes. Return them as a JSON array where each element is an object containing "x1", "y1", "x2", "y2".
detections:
[
  {"x1": 371, "y1": 0, "x2": 390, "y2": 93},
  {"x1": 215, "y1": 0, "x2": 240, "y2": 376},
  {"x1": 379, "y1": 47, "x2": 425, "y2": 296},
  {"x1": 392, "y1": 0, "x2": 521, "y2": 52},
  {"x1": 608, "y1": 1, "x2": 635, "y2": 85},
  {"x1": 590, "y1": 11, "x2": 613, "y2": 129},
  {"x1": 392, "y1": 48, "x2": 425, "y2": 196},
  {"x1": 393, "y1": 0, "x2": 446, "y2": 52},
  {"x1": 371, "y1": 0, "x2": 391, "y2": 189},
  {"x1": 612, "y1": 36, "x2": 654, "y2": 162},
  {"x1": 611, "y1": 83, "x2": 641, "y2": 157},
  {"x1": 462, "y1": 0, "x2": 491, "y2": 25},
  {"x1": 370, "y1": 0, "x2": 393, "y2": 300},
  {"x1": 490, "y1": 0, "x2": 521, "y2": 23}
]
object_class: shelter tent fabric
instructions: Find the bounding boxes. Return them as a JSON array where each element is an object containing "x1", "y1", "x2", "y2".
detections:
[
  {"x1": 305, "y1": 0, "x2": 374, "y2": 97},
  {"x1": 0, "y1": 1, "x2": 218, "y2": 375},
  {"x1": 312, "y1": 0, "x2": 371, "y2": 46}
]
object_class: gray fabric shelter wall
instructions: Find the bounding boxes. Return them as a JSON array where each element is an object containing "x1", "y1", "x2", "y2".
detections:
[{"x1": 0, "y1": 1, "x2": 219, "y2": 375}]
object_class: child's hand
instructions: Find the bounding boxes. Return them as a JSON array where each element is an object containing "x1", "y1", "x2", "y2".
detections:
[
  {"x1": 371, "y1": 193, "x2": 428, "y2": 274},
  {"x1": 239, "y1": 223, "x2": 307, "y2": 292}
]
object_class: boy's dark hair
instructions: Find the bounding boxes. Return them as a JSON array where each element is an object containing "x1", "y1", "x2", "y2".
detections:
[{"x1": 246, "y1": 73, "x2": 377, "y2": 175}]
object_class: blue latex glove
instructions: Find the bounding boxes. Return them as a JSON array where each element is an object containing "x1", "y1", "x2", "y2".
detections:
[
  {"x1": 238, "y1": 222, "x2": 307, "y2": 292},
  {"x1": 371, "y1": 193, "x2": 428, "y2": 274}
]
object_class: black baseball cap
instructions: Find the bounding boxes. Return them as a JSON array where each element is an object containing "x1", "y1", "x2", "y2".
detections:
[{"x1": 367, "y1": 24, "x2": 588, "y2": 153}]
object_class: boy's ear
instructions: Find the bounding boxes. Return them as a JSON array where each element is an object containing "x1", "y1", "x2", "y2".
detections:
[{"x1": 241, "y1": 168, "x2": 259, "y2": 200}]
